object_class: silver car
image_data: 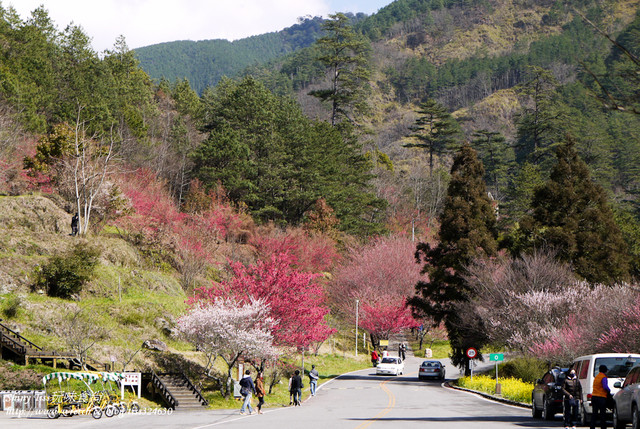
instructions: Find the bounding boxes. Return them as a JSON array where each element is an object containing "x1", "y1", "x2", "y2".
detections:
[
  {"x1": 418, "y1": 360, "x2": 446, "y2": 380},
  {"x1": 613, "y1": 366, "x2": 640, "y2": 429}
]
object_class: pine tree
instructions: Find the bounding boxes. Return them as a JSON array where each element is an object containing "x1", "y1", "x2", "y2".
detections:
[
  {"x1": 519, "y1": 137, "x2": 631, "y2": 284},
  {"x1": 309, "y1": 13, "x2": 371, "y2": 126},
  {"x1": 471, "y1": 129, "x2": 513, "y2": 201},
  {"x1": 404, "y1": 98, "x2": 460, "y2": 177},
  {"x1": 410, "y1": 144, "x2": 498, "y2": 372}
]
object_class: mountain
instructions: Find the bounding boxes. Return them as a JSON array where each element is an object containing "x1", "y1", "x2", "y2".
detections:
[{"x1": 134, "y1": 15, "x2": 328, "y2": 94}]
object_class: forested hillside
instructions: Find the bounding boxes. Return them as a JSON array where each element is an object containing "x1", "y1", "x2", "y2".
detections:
[
  {"x1": 134, "y1": 16, "x2": 331, "y2": 94},
  {"x1": 2, "y1": 0, "x2": 640, "y2": 399}
]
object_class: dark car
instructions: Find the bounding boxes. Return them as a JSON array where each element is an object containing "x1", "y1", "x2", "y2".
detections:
[{"x1": 532, "y1": 367, "x2": 568, "y2": 420}]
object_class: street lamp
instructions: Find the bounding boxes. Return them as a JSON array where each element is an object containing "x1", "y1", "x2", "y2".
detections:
[{"x1": 355, "y1": 299, "x2": 359, "y2": 357}]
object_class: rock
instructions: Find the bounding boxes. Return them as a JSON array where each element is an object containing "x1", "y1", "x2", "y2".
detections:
[{"x1": 142, "y1": 339, "x2": 168, "y2": 352}]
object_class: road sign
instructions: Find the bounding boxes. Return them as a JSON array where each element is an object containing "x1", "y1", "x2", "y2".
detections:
[
  {"x1": 489, "y1": 353, "x2": 504, "y2": 362},
  {"x1": 466, "y1": 347, "x2": 478, "y2": 359}
]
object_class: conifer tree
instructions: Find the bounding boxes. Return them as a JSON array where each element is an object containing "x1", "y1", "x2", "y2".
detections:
[
  {"x1": 404, "y1": 98, "x2": 460, "y2": 177},
  {"x1": 519, "y1": 137, "x2": 631, "y2": 284},
  {"x1": 309, "y1": 13, "x2": 371, "y2": 126},
  {"x1": 410, "y1": 144, "x2": 498, "y2": 372}
]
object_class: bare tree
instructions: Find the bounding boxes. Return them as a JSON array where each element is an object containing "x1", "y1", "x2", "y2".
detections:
[
  {"x1": 55, "y1": 306, "x2": 107, "y2": 370},
  {"x1": 67, "y1": 106, "x2": 116, "y2": 235}
]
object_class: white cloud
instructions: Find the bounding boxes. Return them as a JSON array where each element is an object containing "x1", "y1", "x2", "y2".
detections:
[{"x1": 7, "y1": 0, "x2": 332, "y2": 52}]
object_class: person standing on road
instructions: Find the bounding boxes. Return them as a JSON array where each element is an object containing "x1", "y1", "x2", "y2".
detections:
[
  {"x1": 562, "y1": 369, "x2": 582, "y2": 429},
  {"x1": 371, "y1": 350, "x2": 379, "y2": 367},
  {"x1": 290, "y1": 369, "x2": 303, "y2": 406},
  {"x1": 308, "y1": 365, "x2": 319, "y2": 397},
  {"x1": 239, "y1": 369, "x2": 256, "y2": 415},
  {"x1": 255, "y1": 371, "x2": 265, "y2": 414},
  {"x1": 590, "y1": 365, "x2": 611, "y2": 429},
  {"x1": 382, "y1": 347, "x2": 388, "y2": 358}
]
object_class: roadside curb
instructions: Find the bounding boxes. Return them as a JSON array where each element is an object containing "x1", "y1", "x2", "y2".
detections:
[{"x1": 444, "y1": 381, "x2": 531, "y2": 409}]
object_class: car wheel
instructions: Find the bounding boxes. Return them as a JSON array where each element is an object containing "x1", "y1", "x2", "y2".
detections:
[
  {"x1": 542, "y1": 397, "x2": 553, "y2": 420},
  {"x1": 579, "y1": 403, "x2": 590, "y2": 426},
  {"x1": 532, "y1": 396, "x2": 542, "y2": 419},
  {"x1": 632, "y1": 404, "x2": 639, "y2": 429},
  {"x1": 614, "y1": 405, "x2": 627, "y2": 429}
]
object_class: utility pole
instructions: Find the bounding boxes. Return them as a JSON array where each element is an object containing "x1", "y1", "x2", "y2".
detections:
[{"x1": 355, "y1": 299, "x2": 359, "y2": 357}]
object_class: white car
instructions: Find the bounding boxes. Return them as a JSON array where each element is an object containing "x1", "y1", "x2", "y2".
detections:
[{"x1": 376, "y1": 357, "x2": 404, "y2": 376}]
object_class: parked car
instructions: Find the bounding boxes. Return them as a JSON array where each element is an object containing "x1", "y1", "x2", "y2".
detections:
[
  {"x1": 570, "y1": 353, "x2": 640, "y2": 426},
  {"x1": 531, "y1": 367, "x2": 568, "y2": 420},
  {"x1": 613, "y1": 365, "x2": 640, "y2": 429},
  {"x1": 376, "y1": 357, "x2": 404, "y2": 376},
  {"x1": 418, "y1": 360, "x2": 446, "y2": 380}
]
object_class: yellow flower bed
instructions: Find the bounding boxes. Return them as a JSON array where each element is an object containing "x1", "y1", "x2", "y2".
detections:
[{"x1": 457, "y1": 375, "x2": 533, "y2": 404}]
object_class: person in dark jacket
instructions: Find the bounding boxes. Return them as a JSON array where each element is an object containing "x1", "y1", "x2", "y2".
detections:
[
  {"x1": 562, "y1": 369, "x2": 582, "y2": 429},
  {"x1": 239, "y1": 369, "x2": 256, "y2": 415},
  {"x1": 71, "y1": 213, "x2": 79, "y2": 236},
  {"x1": 290, "y1": 369, "x2": 303, "y2": 406}
]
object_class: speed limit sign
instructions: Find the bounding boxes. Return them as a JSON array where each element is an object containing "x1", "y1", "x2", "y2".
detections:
[{"x1": 466, "y1": 347, "x2": 478, "y2": 359}]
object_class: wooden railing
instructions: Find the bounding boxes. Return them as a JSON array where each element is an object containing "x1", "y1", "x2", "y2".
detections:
[
  {"x1": 179, "y1": 371, "x2": 209, "y2": 406},
  {"x1": 0, "y1": 320, "x2": 43, "y2": 354},
  {"x1": 150, "y1": 369, "x2": 179, "y2": 409}
]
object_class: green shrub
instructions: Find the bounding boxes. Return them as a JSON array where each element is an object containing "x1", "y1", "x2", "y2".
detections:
[
  {"x1": 500, "y1": 356, "x2": 548, "y2": 383},
  {"x1": 33, "y1": 242, "x2": 101, "y2": 298},
  {"x1": 1, "y1": 294, "x2": 22, "y2": 318}
]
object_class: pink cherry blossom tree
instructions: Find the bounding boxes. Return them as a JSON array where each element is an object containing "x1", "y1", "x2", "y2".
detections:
[
  {"x1": 177, "y1": 297, "x2": 278, "y2": 397},
  {"x1": 328, "y1": 234, "x2": 425, "y2": 347}
]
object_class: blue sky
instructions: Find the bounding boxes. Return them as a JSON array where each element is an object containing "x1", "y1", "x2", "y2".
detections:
[{"x1": 8, "y1": 1, "x2": 395, "y2": 53}]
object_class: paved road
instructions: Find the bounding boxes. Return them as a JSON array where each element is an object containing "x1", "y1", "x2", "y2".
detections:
[{"x1": 0, "y1": 355, "x2": 560, "y2": 429}]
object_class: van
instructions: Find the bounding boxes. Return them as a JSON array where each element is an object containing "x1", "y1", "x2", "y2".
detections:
[{"x1": 570, "y1": 353, "x2": 640, "y2": 425}]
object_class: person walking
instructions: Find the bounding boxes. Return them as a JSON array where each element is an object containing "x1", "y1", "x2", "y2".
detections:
[
  {"x1": 590, "y1": 365, "x2": 611, "y2": 429},
  {"x1": 239, "y1": 369, "x2": 256, "y2": 415},
  {"x1": 562, "y1": 369, "x2": 582, "y2": 429},
  {"x1": 255, "y1": 371, "x2": 265, "y2": 414},
  {"x1": 308, "y1": 365, "x2": 319, "y2": 397},
  {"x1": 371, "y1": 349, "x2": 379, "y2": 367},
  {"x1": 290, "y1": 369, "x2": 303, "y2": 406}
]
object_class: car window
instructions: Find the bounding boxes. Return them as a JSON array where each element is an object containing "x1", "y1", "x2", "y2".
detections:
[
  {"x1": 624, "y1": 368, "x2": 640, "y2": 387},
  {"x1": 595, "y1": 357, "x2": 637, "y2": 378},
  {"x1": 579, "y1": 361, "x2": 589, "y2": 379},
  {"x1": 381, "y1": 358, "x2": 397, "y2": 364}
]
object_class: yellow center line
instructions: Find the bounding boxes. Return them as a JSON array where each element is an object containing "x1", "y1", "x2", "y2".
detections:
[{"x1": 354, "y1": 370, "x2": 418, "y2": 429}]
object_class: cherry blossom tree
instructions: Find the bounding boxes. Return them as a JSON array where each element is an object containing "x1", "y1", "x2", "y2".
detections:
[
  {"x1": 177, "y1": 297, "x2": 278, "y2": 397},
  {"x1": 192, "y1": 252, "x2": 335, "y2": 350},
  {"x1": 328, "y1": 234, "x2": 425, "y2": 346}
]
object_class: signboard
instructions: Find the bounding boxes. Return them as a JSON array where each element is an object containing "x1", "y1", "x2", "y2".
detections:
[
  {"x1": 121, "y1": 372, "x2": 141, "y2": 399},
  {"x1": 379, "y1": 340, "x2": 389, "y2": 347},
  {"x1": 489, "y1": 353, "x2": 504, "y2": 362},
  {"x1": 466, "y1": 347, "x2": 478, "y2": 359}
]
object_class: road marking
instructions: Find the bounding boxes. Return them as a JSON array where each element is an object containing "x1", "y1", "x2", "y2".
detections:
[{"x1": 354, "y1": 371, "x2": 417, "y2": 429}]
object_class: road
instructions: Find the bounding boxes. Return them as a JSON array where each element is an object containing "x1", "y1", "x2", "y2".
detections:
[{"x1": 0, "y1": 355, "x2": 560, "y2": 429}]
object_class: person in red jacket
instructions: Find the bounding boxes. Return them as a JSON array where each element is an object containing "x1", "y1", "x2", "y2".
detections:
[
  {"x1": 371, "y1": 350, "x2": 379, "y2": 367},
  {"x1": 590, "y1": 365, "x2": 611, "y2": 429}
]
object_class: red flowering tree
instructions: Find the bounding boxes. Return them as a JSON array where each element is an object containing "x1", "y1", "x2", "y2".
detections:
[
  {"x1": 250, "y1": 225, "x2": 340, "y2": 274},
  {"x1": 328, "y1": 234, "x2": 425, "y2": 346},
  {"x1": 191, "y1": 252, "x2": 335, "y2": 350}
]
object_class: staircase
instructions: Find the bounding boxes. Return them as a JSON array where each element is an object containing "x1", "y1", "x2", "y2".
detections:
[
  {"x1": 0, "y1": 319, "x2": 107, "y2": 369},
  {"x1": 0, "y1": 319, "x2": 44, "y2": 362},
  {"x1": 154, "y1": 372, "x2": 208, "y2": 410}
]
